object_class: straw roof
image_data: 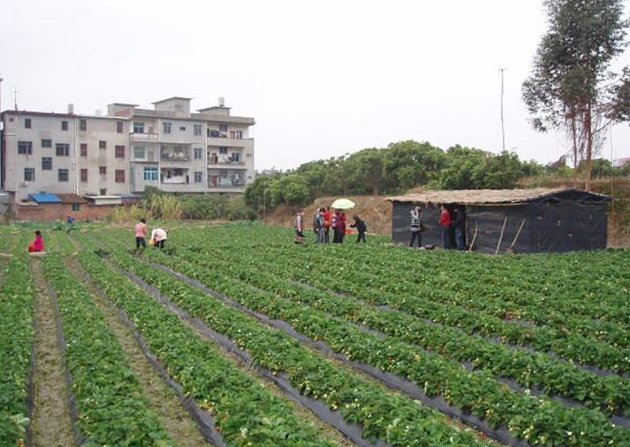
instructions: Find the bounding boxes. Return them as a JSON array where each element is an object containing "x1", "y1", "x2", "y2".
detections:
[{"x1": 386, "y1": 188, "x2": 610, "y2": 205}]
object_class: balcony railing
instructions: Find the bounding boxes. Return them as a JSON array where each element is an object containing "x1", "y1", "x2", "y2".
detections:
[
  {"x1": 208, "y1": 156, "x2": 245, "y2": 166},
  {"x1": 130, "y1": 132, "x2": 159, "y2": 141},
  {"x1": 161, "y1": 152, "x2": 190, "y2": 162},
  {"x1": 208, "y1": 182, "x2": 245, "y2": 189}
]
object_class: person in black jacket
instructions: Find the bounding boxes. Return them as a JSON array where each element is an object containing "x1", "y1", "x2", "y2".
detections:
[
  {"x1": 451, "y1": 206, "x2": 466, "y2": 250},
  {"x1": 350, "y1": 215, "x2": 367, "y2": 243}
]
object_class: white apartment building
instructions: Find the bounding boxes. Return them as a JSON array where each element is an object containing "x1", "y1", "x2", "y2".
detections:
[{"x1": 0, "y1": 97, "x2": 255, "y2": 203}]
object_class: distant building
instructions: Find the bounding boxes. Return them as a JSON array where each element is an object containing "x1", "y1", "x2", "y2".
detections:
[
  {"x1": 109, "y1": 97, "x2": 255, "y2": 194},
  {"x1": 0, "y1": 97, "x2": 255, "y2": 205},
  {"x1": 613, "y1": 157, "x2": 630, "y2": 168}
]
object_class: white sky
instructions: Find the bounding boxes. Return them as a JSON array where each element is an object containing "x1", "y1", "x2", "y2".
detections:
[{"x1": 1, "y1": 0, "x2": 629, "y2": 170}]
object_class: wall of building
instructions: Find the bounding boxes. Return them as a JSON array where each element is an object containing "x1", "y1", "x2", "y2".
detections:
[
  {"x1": 15, "y1": 202, "x2": 116, "y2": 221},
  {"x1": 76, "y1": 117, "x2": 129, "y2": 196},
  {"x1": 2, "y1": 113, "x2": 76, "y2": 201},
  {"x1": 391, "y1": 201, "x2": 609, "y2": 253}
]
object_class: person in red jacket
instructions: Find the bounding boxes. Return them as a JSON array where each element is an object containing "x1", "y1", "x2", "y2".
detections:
[
  {"x1": 438, "y1": 205, "x2": 452, "y2": 249},
  {"x1": 322, "y1": 206, "x2": 332, "y2": 243},
  {"x1": 28, "y1": 230, "x2": 44, "y2": 252}
]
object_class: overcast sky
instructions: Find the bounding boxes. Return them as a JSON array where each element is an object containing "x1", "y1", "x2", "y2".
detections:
[{"x1": 1, "y1": 0, "x2": 629, "y2": 170}]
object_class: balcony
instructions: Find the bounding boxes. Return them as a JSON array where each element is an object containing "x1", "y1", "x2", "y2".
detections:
[
  {"x1": 130, "y1": 132, "x2": 159, "y2": 143},
  {"x1": 161, "y1": 168, "x2": 189, "y2": 184},
  {"x1": 161, "y1": 145, "x2": 190, "y2": 162},
  {"x1": 208, "y1": 170, "x2": 245, "y2": 189},
  {"x1": 208, "y1": 155, "x2": 245, "y2": 166}
]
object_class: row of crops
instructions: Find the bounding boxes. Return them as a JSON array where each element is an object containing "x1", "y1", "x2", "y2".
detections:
[{"x1": 2, "y1": 222, "x2": 629, "y2": 447}]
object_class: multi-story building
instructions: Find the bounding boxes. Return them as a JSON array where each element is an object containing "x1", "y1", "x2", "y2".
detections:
[
  {"x1": 0, "y1": 97, "x2": 255, "y2": 203},
  {"x1": 109, "y1": 97, "x2": 255, "y2": 194}
]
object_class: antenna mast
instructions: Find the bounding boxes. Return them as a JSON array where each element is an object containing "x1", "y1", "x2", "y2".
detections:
[{"x1": 499, "y1": 67, "x2": 506, "y2": 152}]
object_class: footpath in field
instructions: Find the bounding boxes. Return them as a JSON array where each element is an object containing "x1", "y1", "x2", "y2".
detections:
[{"x1": 30, "y1": 258, "x2": 75, "y2": 447}]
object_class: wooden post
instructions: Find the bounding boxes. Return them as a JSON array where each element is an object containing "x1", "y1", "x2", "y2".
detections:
[{"x1": 495, "y1": 216, "x2": 508, "y2": 255}]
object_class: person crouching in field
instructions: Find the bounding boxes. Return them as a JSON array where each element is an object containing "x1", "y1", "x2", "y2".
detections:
[
  {"x1": 28, "y1": 230, "x2": 44, "y2": 252},
  {"x1": 350, "y1": 215, "x2": 367, "y2": 243},
  {"x1": 134, "y1": 218, "x2": 147, "y2": 252},
  {"x1": 151, "y1": 228, "x2": 168, "y2": 249}
]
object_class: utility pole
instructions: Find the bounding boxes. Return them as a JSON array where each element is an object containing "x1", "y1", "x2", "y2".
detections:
[
  {"x1": 0, "y1": 74, "x2": 3, "y2": 115},
  {"x1": 499, "y1": 67, "x2": 506, "y2": 152},
  {"x1": 0, "y1": 74, "x2": 3, "y2": 192},
  {"x1": 13, "y1": 87, "x2": 18, "y2": 110}
]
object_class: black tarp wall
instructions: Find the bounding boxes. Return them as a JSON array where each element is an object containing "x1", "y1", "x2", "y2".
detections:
[{"x1": 391, "y1": 200, "x2": 608, "y2": 253}]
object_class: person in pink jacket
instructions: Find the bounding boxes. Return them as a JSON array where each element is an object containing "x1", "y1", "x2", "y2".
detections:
[{"x1": 134, "y1": 218, "x2": 147, "y2": 252}]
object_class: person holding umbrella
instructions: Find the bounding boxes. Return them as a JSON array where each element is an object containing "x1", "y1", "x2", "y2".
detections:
[{"x1": 330, "y1": 198, "x2": 354, "y2": 243}]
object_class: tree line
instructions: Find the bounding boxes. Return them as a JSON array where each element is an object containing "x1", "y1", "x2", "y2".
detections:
[{"x1": 244, "y1": 141, "x2": 545, "y2": 212}]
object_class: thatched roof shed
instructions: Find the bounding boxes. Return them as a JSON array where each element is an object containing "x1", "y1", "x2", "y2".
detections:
[{"x1": 386, "y1": 188, "x2": 611, "y2": 253}]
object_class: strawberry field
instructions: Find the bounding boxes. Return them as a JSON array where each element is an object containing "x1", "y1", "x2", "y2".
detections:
[{"x1": 1, "y1": 222, "x2": 629, "y2": 447}]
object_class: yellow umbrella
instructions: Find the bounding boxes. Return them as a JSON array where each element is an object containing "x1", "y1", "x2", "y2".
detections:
[{"x1": 331, "y1": 198, "x2": 355, "y2": 209}]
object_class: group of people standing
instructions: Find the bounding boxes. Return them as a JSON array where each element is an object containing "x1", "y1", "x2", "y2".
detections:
[
  {"x1": 410, "y1": 204, "x2": 466, "y2": 250},
  {"x1": 295, "y1": 207, "x2": 367, "y2": 244},
  {"x1": 134, "y1": 218, "x2": 168, "y2": 251}
]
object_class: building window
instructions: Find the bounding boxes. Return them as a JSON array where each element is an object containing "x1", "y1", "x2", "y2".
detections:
[
  {"x1": 115, "y1": 169, "x2": 125, "y2": 183},
  {"x1": 134, "y1": 147, "x2": 145, "y2": 159},
  {"x1": 99, "y1": 141, "x2": 106, "y2": 149},
  {"x1": 80, "y1": 143, "x2": 88, "y2": 157},
  {"x1": 80, "y1": 169, "x2": 88, "y2": 182},
  {"x1": 194, "y1": 171, "x2": 203, "y2": 183},
  {"x1": 115, "y1": 145, "x2": 125, "y2": 158},
  {"x1": 133, "y1": 122, "x2": 145, "y2": 133},
  {"x1": 219, "y1": 147, "x2": 228, "y2": 155},
  {"x1": 117, "y1": 121, "x2": 123, "y2": 133},
  {"x1": 235, "y1": 130, "x2": 243, "y2": 139},
  {"x1": 179, "y1": 126, "x2": 186, "y2": 131},
  {"x1": 41, "y1": 157, "x2": 53, "y2": 170},
  {"x1": 143, "y1": 166, "x2": 158, "y2": 181},
  {"x1": 194, "y1": 147, "x2": 203, "y2": 160},
  {"x1": 194, "y1": 124, "x2": 202, "y2": 136},
  {"x1": 72, "y1": 203, "x2": 81, "y2": 211},
  {"x1": 100, "y1": 188, "x2": 107, "y2": 195},
  {"x1": 99, "y1": 166, "x2": 107, "y2": 175},
  {"x1": 79, "y1": 119, "x2": 87, "y2": 131},
  {"x1": 231, "y1": 152, "x2": 240, "y2": 162},
  {"x1": 163, "y1": 122, "x2": 172, "y2": 134},
  {"x1": 41, "y1": 139, "x2": 52, "y2": 148},
  {"x1": 58, "y1": 169, "x2": 69, "y2": 182},
  {"x1": 24, "y1": 168, "x2": 35, "y2": 182},
  {"x1": 61, "y1": 121, "x2": 68, "y2": 131},
  {"x1": 25, "y1": 118, "x2": 31, "y2": 129},
  {"x1": 18, "y1": 141, "x2": 33, "y2": 155},
  {"x1": 219, "y1": 124, "x2": 228, "y2": 132},
  {"x1": 55, "y1": 144, "x2": 70, "y2": 156}
]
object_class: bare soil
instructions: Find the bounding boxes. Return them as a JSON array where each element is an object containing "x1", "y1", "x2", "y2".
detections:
[
  {"x1": 30, "y1": 259, "x2": 75, "y2": 447},
  {"x1": 264, "y1": 195, "x2": 393, "y2": 237}
]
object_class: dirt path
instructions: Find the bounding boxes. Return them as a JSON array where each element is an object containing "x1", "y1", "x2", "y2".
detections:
[
  {"x1": 30, "y1": 258, "x2": 75, "y2": 447},
  {"x1": 65, "y1": 255, "x2": 209, "y2": 447}
]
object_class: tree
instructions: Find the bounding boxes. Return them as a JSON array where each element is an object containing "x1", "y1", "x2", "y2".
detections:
[
  {"x1": 382, "y1": 141, "x2": 446, "y2": 192},
  {"x1": 346, "y1": 148, "x2": 385, "y2": 195},
  {"x1": 522, "y1": 0, "x2": 629, "y2": 190}
]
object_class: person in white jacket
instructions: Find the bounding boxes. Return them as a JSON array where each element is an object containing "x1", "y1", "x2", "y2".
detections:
[{"x1": 151, "y1": 228, "x2": 168, "y2": 249}]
